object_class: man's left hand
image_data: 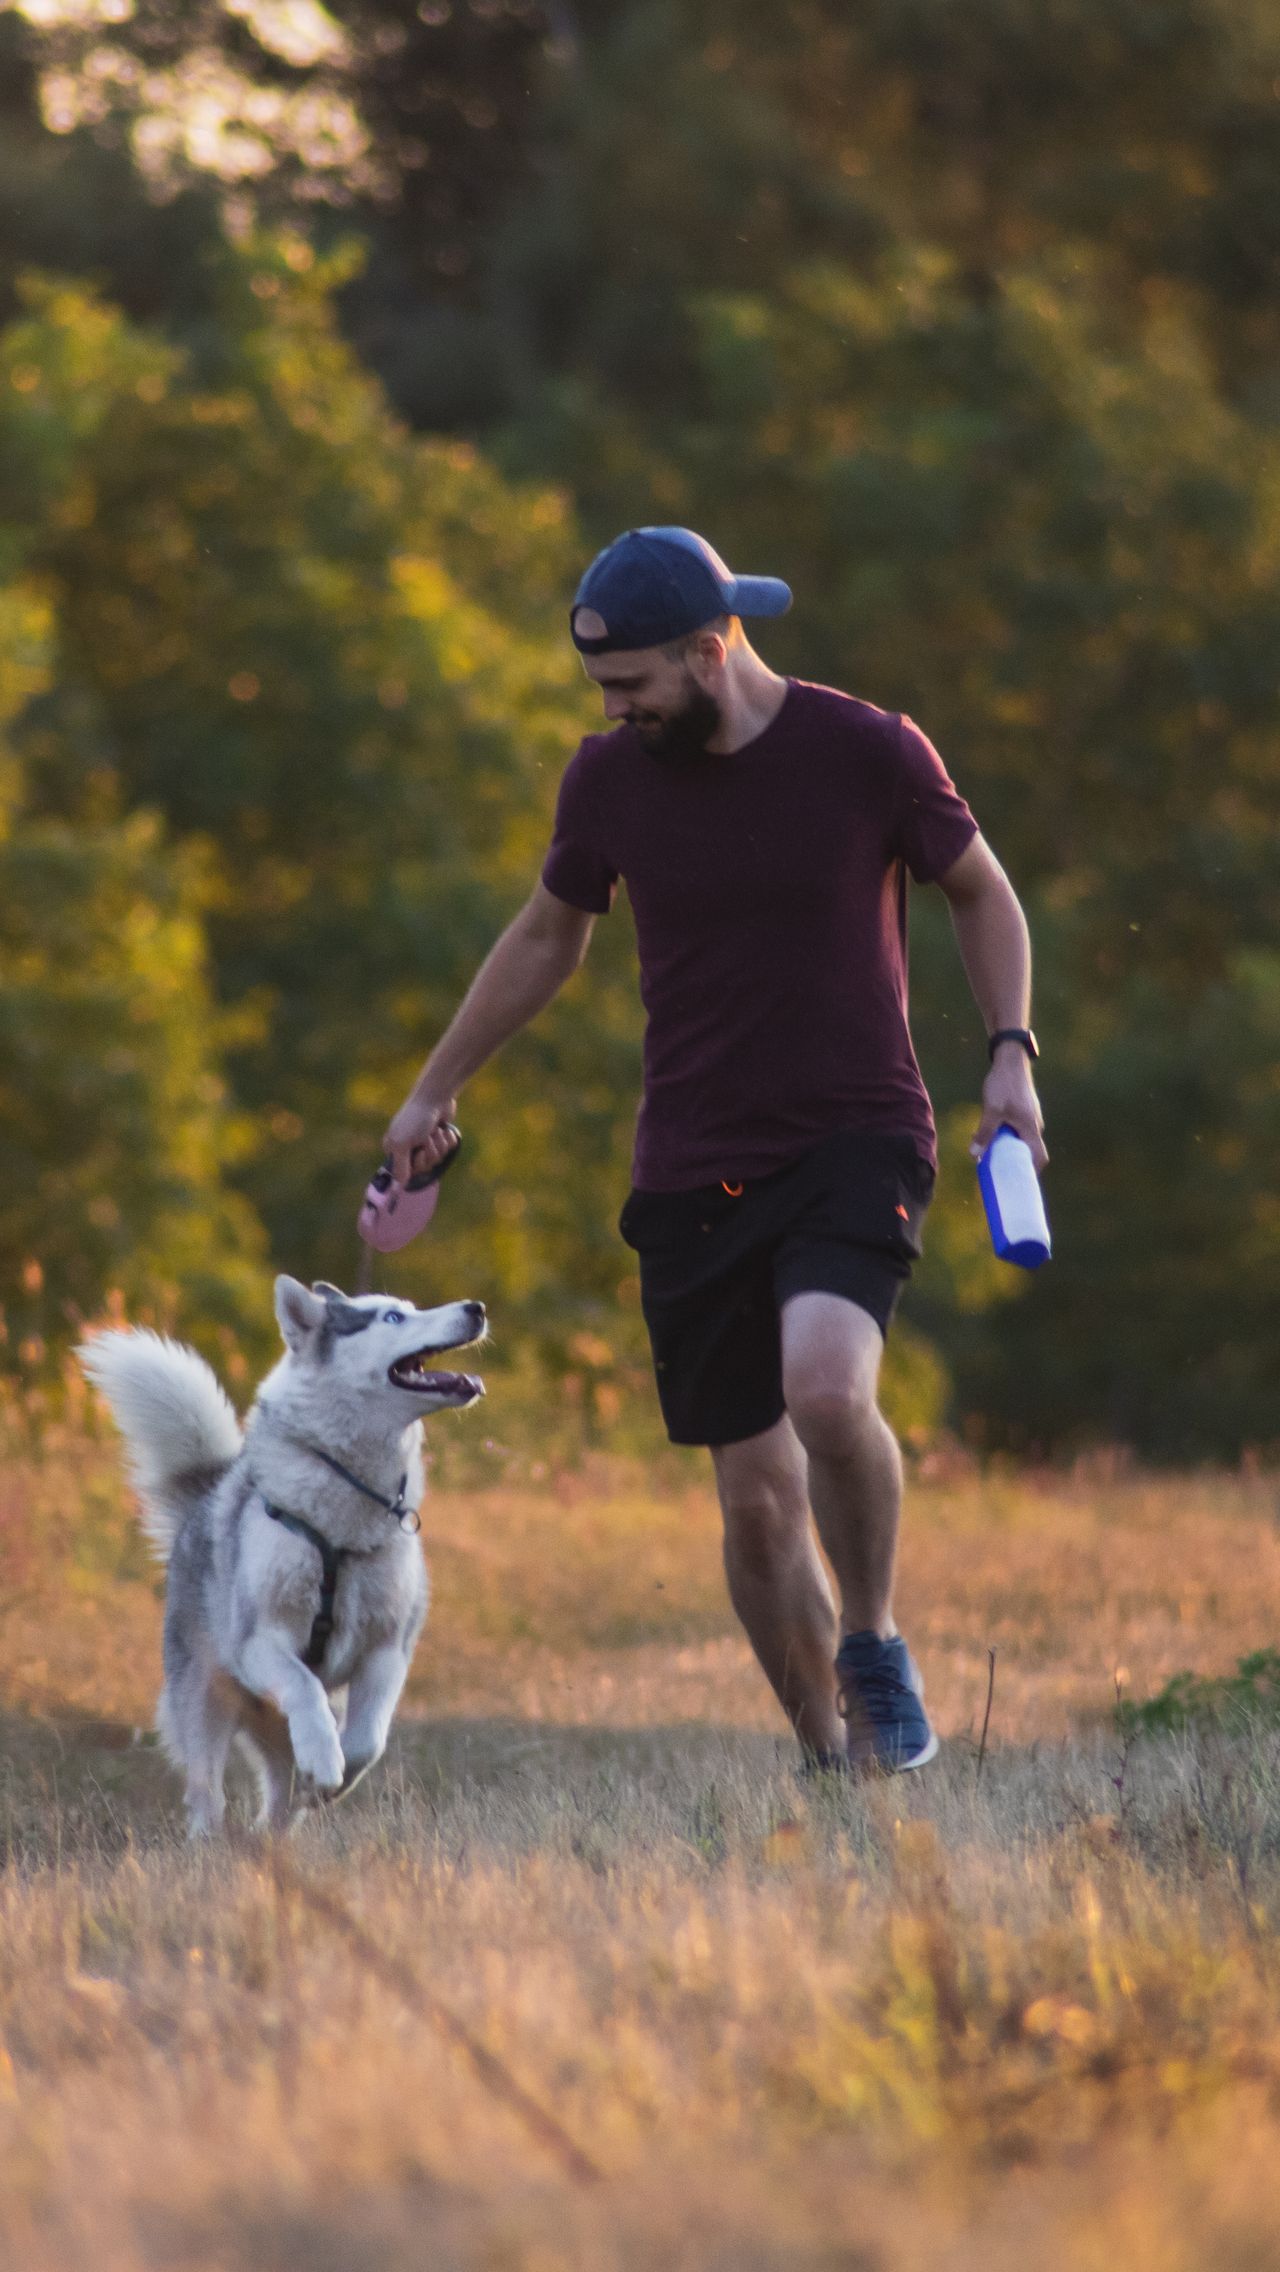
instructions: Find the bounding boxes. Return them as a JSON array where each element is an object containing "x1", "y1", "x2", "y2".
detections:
[{"x1": 970, "y1": 1051, "x2": 1048, "y2": 1174}]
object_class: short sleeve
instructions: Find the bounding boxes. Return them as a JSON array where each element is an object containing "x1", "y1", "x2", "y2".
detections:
[
  {"x1": 891, "y1": 715, "x2": 978, "y2": 883},
  {"x1": 540, "y1": 743, "x2": 619, "y2": 914}
]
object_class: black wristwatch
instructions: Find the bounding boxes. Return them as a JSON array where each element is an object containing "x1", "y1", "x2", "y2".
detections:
[{"x1": 987, "y1": 1027, "x2": 1039, "y2": 1065}]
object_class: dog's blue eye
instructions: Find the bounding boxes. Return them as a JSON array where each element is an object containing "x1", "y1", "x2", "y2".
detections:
[{"x1": 383, "y1": 1308, "x2": 405, "y2": 1325}]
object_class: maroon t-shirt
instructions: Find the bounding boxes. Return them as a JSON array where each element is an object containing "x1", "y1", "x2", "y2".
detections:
[{"x1": 541, "y1": 678, "x2": 977, "y2": 1191}]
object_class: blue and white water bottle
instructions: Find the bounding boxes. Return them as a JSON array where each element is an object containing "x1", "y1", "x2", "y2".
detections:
[{"x1": 977, "y1": 1124, "x2": 1051, "y2": 1270}]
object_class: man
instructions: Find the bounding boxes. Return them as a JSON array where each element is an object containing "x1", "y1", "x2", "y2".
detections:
[{"x1": 386, "y1": 527, "x2": 1045, "y2": 1773}]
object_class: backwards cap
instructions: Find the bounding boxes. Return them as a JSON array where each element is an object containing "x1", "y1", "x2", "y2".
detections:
[{"x1": 570, "y1": 527, "x2": 791, "y2": 654}]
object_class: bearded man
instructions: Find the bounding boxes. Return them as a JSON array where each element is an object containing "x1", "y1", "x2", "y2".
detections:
[{"x1": 386, "y1": 527, "x2": 1045, "y2": 1772}]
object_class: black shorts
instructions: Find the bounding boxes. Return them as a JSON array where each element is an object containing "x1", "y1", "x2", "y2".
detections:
[{"x1": 619, "y1": 1129, "x2": 935, "y2": 1448}]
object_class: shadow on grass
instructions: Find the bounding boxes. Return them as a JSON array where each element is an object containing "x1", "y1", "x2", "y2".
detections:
[
  {"x1": 10, "y1": 1693, "x2": 1262, "y2": 1887},
  {"x1": 0, "y1": 1699, "x2": 179, "y2": 1861},
  {"x1": 396, "y1": 1712, "x2": 793, "y2": 1788},
  {"x1": 0, "y1": 1700, "x2": 810, "y2": 1867}
]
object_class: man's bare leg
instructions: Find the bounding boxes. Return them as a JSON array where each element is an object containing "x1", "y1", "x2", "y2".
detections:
[
  {"x1": 710, "y1": 1418, "x2": 845, "y2": 1758},
  {"x1": 778, "y1": 1290, "x2": 941, "y2": 1771},
  {"x1": 780, "y1": 1292, "x2": 901, "y2": 1640}
]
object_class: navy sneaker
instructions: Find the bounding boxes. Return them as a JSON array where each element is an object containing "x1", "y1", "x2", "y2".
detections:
[{"x1": 835, "y1": 1630, "x2": 939, "y2": 1773}]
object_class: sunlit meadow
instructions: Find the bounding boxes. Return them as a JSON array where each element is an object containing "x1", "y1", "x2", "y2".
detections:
[{"x1": 4, "y1": 1369, "x2": 1280, "y2": 2269}]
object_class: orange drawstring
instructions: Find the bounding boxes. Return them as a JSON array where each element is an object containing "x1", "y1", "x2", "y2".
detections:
[{"x1": 721, "y1": 1181, "x2": 744, "y2": 1197}]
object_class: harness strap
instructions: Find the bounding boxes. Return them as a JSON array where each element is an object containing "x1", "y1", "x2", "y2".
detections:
[
  {"x1": 288, "y1": 1437, "x2": 415, "y2": 1531},
  {"x1": 311, "y1": 1444, "x2": 411, "y2": 1517},
  {"x1": 262, "y1": 1501, "x2": 351, "y2": 1672}
]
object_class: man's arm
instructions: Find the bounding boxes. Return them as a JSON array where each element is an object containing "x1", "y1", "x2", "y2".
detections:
[
  {"x1": 935, "y1": 833, "x2": 1048, "y2": 1173},
  {"x1": 384, "y1": 882, "x2": 597, "y2": 1184}
]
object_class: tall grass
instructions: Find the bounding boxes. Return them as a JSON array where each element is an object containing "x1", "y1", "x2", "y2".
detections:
[{"x1": 3, "y1": 1377, "x2": 1280, "y2": 2266}]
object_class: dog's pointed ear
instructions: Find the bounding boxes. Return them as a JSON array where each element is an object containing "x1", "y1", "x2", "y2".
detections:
[
  {"x1": 312, "y1": 1281, "x2": 376, "y2": 1337},
  {"x1": 274, "y1": 1275, "x2": 325, "y2": 1350}
]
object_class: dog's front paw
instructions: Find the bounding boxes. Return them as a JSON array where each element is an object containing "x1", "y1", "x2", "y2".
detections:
[
  {"x1": 291, "y1": 1719, "x2": 345, "y2": 1797},
  {"x1": 301, "y1": 1750, "x2": 380, "y2": 1811}
]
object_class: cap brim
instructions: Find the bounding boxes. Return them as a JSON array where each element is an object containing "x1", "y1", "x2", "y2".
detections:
[{"x1": 726, "y1": 575, "x2": 792, "y2": 618}]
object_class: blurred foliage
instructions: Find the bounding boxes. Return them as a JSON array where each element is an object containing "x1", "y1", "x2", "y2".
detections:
[
  {"x1": 0, "y1": 2, "x2": 552, "y2": 280},
  {"x1": 1118, "y1": 1650, "x2": 1280, "y2": 1736},
  {"x1": 0, "y1": 0, "x2": 1277, "y2": 1454},
  {"x1": 0, "y1": 246, "x2": 659, "y2": 1403},
  {"x1": 0, "y1": 799, "x2": 272, "y2": 1366}
]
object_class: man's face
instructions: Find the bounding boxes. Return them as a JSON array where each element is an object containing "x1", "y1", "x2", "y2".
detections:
[{"x1": 583, "y1": 645, "x2": 722, "y2": 761}]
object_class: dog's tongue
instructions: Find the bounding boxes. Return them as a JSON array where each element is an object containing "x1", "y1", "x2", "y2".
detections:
[
  {"x1": 431, "y1": 1372, "x2": 483, "y2": 1399},
  {"x1": 358, "y1": 1178, "x2": 442, "y2": 1254}
]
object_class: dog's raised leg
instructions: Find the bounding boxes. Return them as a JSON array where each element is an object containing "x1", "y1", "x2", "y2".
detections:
[
  {"x1": 235, "y1": 1715, "x2": 298, "y2": 1831},
  {"x1": 235, "y1": 1629, "x2": 345, "y2": 1801},
  {"x1": 176, "y1": 1674, "x2": 239, "y2": 1840},
  {"x1": 335, "y1": 1643, "x2": 412, "y2": 1798}
]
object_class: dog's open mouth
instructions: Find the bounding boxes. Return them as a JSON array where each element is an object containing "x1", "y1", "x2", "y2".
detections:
[{"x1": 388, "y1": 1349, "x2": 484, "y2": 1402}]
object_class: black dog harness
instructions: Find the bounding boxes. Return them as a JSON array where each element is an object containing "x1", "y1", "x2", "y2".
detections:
[
  {"x1": 262, "y1": 1502, "x2": 351, "y2": 1672},
  {"x1": 257, "y1": 1442, "x2": 419, "y2": 1674}
]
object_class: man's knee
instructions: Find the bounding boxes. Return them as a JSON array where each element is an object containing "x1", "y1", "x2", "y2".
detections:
[{"x1": 785, "y1": 1378, "x2": 881, "y2": 1460}]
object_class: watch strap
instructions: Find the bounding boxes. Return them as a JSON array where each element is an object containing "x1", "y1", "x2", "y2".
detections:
[{"x1": 988, "y1": 1027, "x2": 1039, "y2": 1064}]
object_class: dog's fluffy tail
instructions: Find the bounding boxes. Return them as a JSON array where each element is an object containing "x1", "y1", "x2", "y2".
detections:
[{"x1": 78, "y1": 1329, "x2": 243, "y2": 1563}]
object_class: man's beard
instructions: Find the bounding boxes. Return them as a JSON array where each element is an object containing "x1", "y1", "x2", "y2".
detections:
[{"x1": 627, "y1": 683, "x2": 721, "y2": 763}]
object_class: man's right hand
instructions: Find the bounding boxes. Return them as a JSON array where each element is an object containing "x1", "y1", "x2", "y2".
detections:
[{"x1": 383, "y1": 1094, "x2": 459, "y2": 1189}]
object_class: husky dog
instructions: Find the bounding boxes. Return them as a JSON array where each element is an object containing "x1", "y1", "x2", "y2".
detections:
[{"x1": 79, "y1": 1276, "x2": 485, "y2": 1837}]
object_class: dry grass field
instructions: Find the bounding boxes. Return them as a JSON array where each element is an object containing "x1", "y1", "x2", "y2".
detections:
[{"x1": 4, "y1": 1385, "x2": 1280, "y2": 2269}]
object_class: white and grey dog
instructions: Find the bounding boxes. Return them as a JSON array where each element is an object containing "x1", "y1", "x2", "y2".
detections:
[{"x1": 79, "y1": 1276, "x2": 485, "y2": 1837}]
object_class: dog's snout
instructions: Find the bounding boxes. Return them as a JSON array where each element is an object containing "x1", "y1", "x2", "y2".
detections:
[{"x1": 464, "y1": 1300, "x2": 486, "y2": 1331}]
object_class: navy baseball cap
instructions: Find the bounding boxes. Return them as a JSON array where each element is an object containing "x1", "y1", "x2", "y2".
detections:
[{"x1": 570, "y1": 527, "x2": 792, "y2": 654}]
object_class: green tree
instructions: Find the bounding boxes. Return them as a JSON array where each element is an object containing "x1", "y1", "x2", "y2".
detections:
[
  {"x1": 5, "y1": 0, "x2": 1280, "y2": 1454},
  {"x1": 474, "y1": 2, "x2": 1280, "y2": 1456},
  {"x1": 0, "y1": 572, "x2": 269, "y2": 1365},
  {"x1": 0, "y1": 250, "x2": 657, "y2": 1402},
  {"x1": 0, "y1": 0, "x2": 563, "y2": 425}
]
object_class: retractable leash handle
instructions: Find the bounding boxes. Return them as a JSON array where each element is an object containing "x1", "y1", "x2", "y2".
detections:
[
  {"x1": 977, "y1": 1123, "x2": 1052, "y2": 1270},
  {"x1": 357, "y1": 1124, "x2": 462, "y2": 1254}
]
